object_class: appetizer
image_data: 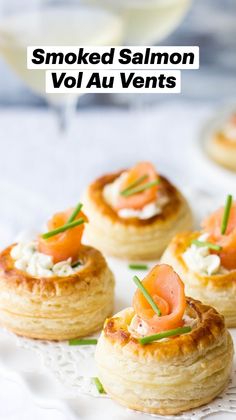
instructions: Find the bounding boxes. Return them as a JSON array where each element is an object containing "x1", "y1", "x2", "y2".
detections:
[
  {"x1": 162, "y1": 195, "x2": 236, "y2": 326},
  {"x1": 83, "y1": 162, "x2": 193, "y2": 260},
  {"x1": 0, "y1": 203, "x2": 115, "y2": 340},
  {"x1": 206, "y1": 112, "x2": 236, "y2": 171},
  {"x1": 95, "y1": 264, "x2": 233, "y2": 415}
]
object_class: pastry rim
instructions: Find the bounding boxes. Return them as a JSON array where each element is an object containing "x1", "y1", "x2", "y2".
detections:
[
  {"x1": 0, "y1": 244, "x2": 109, "y2": 297},
  {"x1": 167, "y1": 231, "x2": 236, "y2": 288},
  {"x1": 212, "y1": 131, "x2": 236, "y2": 149},
  {"x1": 103, "y1": 297, "x2": 226, "y2": 361},
  {"x1": 87, "y1": 170, "x2": 183, "y2": 227}
]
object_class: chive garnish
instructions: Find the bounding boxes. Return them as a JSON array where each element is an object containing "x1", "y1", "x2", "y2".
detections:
[
  {"x1": 221, "y1": 194, "x2": 233, "y2": 234},
  {"x1": 41, "y1": 218, "x2": 85, "y2": 239},
  {"x1": 69, "y1": 338, "x2": 98, "y2": 346},
  {"x1": 191, "y1": 239, "x2": 222, "y2": 251},
  {"x1": 139, "y1": 326, "x2": 191, "y2": 345},
  {"x1": 133, "y1": 275, "x2": 161, "y2": 316},
  {"x1": 67, "y1": 202, "x2": 83, "y2": 223},
  {"x1": 121, "y1": 179, "x2": 159, "y2": 197},
  {"x1": 129, "y1": 264, "x2": 148, "y2": 270},
  {"x1": 93, "y1": 377, "x2": 106, "y2": 394},
  {"x1": 120, "y1": 174, "x2": 148, "y2": 196},
  {"x1": 71, "y1": 261, "x2": 81, "y2": 268}
]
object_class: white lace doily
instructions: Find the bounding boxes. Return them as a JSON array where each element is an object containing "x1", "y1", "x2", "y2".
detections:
[
  {"x1": 15, "y1": 334, "x2": 103, "y2": 398},
  {"x1": 15, "y1": 331, "x2": 236, "y2": 420}
]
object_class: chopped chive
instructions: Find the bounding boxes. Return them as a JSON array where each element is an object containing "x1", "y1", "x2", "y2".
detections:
[
  {"x1": 121, "y1": 179, "x2": 159, "y2": 197},
  {"x1": 41, "y1": 218, "x2": 85, "y2": 239},
  {"x1": 71, "y1": 260, "x2": 81, "y2": 268},
  {"x1": 129, "y1": 264, "x2": 148, "y2": 270},
  {"x1": 139, "y1": 326, "x2": 191, "y2": 345},
  {"x1": 67, "y1": 202, "x2": 83, "y2": 223},
  {"x1": 69, "y1": 338, "x2": 98, "y2": 346},
  {"x1": 221, "y1": 194, "x2": 233, "y2": 234},
  {"x1": 120, "y1": 174, "x2": 148, "y2": 196},
  {"x1": 93, "y1": 377, "x2": 106, "y2": 394},
  {"x1": 133, "y1": 275, "x2": 161, "y2": 316},
  {"x1": 191, "y1": 239, "x2": 222, "y2": 251}
]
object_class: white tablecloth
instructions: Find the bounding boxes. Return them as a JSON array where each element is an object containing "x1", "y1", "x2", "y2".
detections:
[{"x1": 0, "y1": 102, "x2": 235, "y2": 419}]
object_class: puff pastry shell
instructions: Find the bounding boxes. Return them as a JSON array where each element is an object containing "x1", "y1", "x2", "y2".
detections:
[
  {"x1": 0, "y1": 245, "x2": 114, "y2": 340},
  {"x1": 206, "y1": 132, "x2": 236, "y2": 171},
  {"x1": 95, "y1": 297, "x2": 233, "y2": 415},
  {"x1": 161, "y1": 232, "x2": 236, "y2": 327},
  {"x1": 83, "y1": 172, "x2": 193, "y2": 260}
]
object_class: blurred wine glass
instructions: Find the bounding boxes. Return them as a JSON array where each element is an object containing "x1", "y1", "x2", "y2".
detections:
[
  {"x1": 0, "y1": 0, "x2": 123, "y2": 130},
  {"x1": 82, "y1": 0, "x2": 192, "y2": 107},
  {"x1": 82, "y1": 0, "x2": 192, "y2": 45}
]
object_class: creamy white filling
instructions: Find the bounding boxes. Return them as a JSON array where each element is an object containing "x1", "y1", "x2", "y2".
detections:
[
  {"x1": 128, "y1": 314, "x2": 150, "y2": 338},
  {"x1": 182, "y1": 233, "x2": 224, "y2": 276},
  {"x1": 182, "y1": 314, "x2": 197, "y2": 328},
  {"x1": 103, "y1": 172, "x2": 169, "y2": 220},
  {"x1": 223, "y1": 119, "x2": 236, "y2": 142},
  {"x1": 10, "y1": 241, "x2": 82, "y2": 278},
  {"x1": 128, "y1": 313, "x2": 196, "y2": 340}
]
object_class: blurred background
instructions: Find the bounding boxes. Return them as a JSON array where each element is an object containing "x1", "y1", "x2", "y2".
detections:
[
  {"x1": 1, "y1": 0, "x2": 236, "y2": 105},
  {"x1": 0, "y1": 0, "x2": 235, "y2": 241}
]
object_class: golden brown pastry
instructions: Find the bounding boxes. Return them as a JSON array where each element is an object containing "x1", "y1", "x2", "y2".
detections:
[
  {"x1": 161, "y1": 197, "x2": 236, "y2": 326},
  {"x1": 205, "y1": 112, "x2": 236, "y2": 171},
  {"x1": 83, "y1": 162, "x2": 193, "y2": 260},
  {"x1": 0, "y1": 205, "x2": 114, "y2": 340},
  {"x1": 95, "y1": 264, "x2": 233, "y2": 415}
]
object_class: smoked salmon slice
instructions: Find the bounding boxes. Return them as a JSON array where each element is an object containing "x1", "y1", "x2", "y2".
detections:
[
  {"x1": 116, "y1": 161, "x2": 159, "y2": 210},
  {"x1": 133, "y1": 264, "x2": 186, "y2": 333},
  {"x1": 38, "y1": 207, "x2": 87, "y2": 263},
  {"x1": 202, "y1": 202, "x2": 236, "y2": 270}
]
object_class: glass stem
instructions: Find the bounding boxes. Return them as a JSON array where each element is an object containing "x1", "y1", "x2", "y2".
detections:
[{"x1": 53, "y1": 95, "x2": 78, "y2": 133}]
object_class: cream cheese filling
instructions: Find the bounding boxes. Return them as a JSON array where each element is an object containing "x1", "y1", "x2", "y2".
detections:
[
  {"x1": 128, "y1": 312, "x2": 196, "y2": 340},
  {"x1": 103, "y1": 172, "x2": 169, "y2": 220},
  {"x1": 10, "y1": 241, "x2": 82, "y2": 278},
  {"x1": 182, "y1": 233, "x2": 228, "y2": 276}
]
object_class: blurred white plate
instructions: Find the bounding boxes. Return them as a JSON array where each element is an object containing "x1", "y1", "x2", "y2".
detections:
[{"x1": 197, "y1": 104, "x2": 236, "y2": 195}]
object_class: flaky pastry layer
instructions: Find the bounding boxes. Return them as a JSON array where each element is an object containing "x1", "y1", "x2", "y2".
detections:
[
  {"x1": 83, "y1": 171, "x2": 193, "y2": 260},
  {"x1": 95, "y1": 298, "x2": 233, "y2": 415},
  {"x1": 0, "y1": 245, "x2": 114, "y2": 340}
]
